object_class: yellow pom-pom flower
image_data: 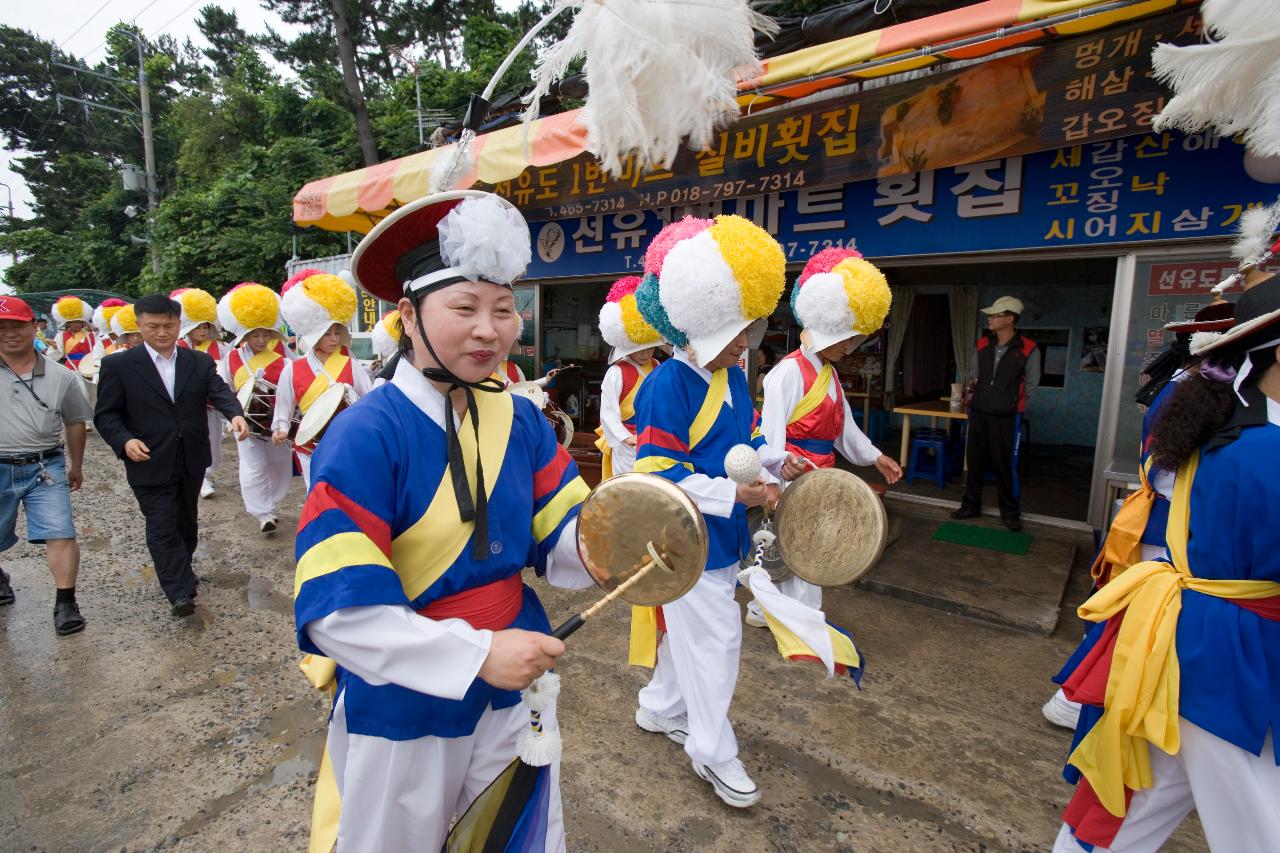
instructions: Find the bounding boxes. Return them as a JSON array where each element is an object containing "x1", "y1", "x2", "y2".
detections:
[
  {"x1": 178, "y1": 288, "x2": 218, "y2": 324},
  {"x1": 115, "y1": 304, "x2": 139, "y2": 334},
  {"x1": 708, "y1": 215, "x2": 786, "y2": 321},
  {"x1": 619, "y1": 294, "x2": 662, "y2": 345},
  {"x1": 833, "y1": 257, "x2": 892, "y2": 335},
  {"x1": 301, "y1": 274, "x2": 356, "y2": 324},
  {"x1": 229, "y1": 284, "x2": 281, "y2": 331}
]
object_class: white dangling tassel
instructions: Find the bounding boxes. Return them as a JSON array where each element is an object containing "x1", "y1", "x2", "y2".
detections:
[
  {"x1": 522, "y1": 0, "x2": 778, "y2": 176},
  {"x1": 1200, "y1": 0, "x2": 1280, "y2": 40},
  {"x1": 1189, "y1": 330, "x2": 1225, "y2": 356},
  {"x1": 516, "y1": 671, "x2": 562, "y2": 766}
]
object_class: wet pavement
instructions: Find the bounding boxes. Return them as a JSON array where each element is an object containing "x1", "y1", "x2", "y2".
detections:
[{"x1": 0, "y1": 436, "x2": 1207, "y2": 852}]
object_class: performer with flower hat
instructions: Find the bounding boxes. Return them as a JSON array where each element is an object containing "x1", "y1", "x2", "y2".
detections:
[
  {"x1": 218, "y1": 283, "x2": 294, "y2": 533},
  {"x1": 91, "y1": 299, "x2": 129, "y2": 357},
  {"x1": 110, "y1": 304, "x2": 143, "y2": 349},
  {"x1": 173, "y1": 287, "x2": 228, "y2": 498},
  {"x1": 627, "y1": 214, "x2": 793, "y2": 809},
  {"x1": 50, "y1": 296, "x2": 96, "y2": 367},
  {"x1": 1052, "y1": 221, "x2": 1280, "y2": 851},
  {"x1": 595, "y1": 275, "x2": 662, "y2": 477},
  {"x1": 273, "y1": 273, "x2": 373, "y2": 488},
  {"x1": 293, "y1": 191, "x2": 594, "y2": 852},
  {"x1": 744, "y1": 248, "x2": 902, "y2": 625}
]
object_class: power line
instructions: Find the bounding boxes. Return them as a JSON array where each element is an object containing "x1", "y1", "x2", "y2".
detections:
[
  {"x1": 59, "y1": 0, "x2": 119, "y2": 49},
  {"x1": 149, "y1": 0, "x2": 209, "y2": 41}
]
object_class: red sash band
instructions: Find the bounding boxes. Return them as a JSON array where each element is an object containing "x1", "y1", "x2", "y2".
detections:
[{"x1": 416, "y1": 573, "x2": 524, "y2": 631}]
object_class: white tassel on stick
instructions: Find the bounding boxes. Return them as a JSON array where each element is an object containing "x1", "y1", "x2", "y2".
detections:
[
  {"x1": 522, "y1": 0, "x2": 778, "y2": 176},
  {"x1": 516, "y1": 671, "x2": 562, "y2": 766},
  {"x1": 1231, "y1": 198, "x2": 1280, "y2": 263}
]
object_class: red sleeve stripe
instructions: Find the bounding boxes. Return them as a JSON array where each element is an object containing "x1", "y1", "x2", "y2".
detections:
[
  {"x1": 534, "y1": 447, "x2": 573, "y2": 499},
  {"x1": 638, "y1": 426, "x2": 689, "y2": 455},
  {"x1": 297, "y1": 482, "x2": 392, "y2": 557}
]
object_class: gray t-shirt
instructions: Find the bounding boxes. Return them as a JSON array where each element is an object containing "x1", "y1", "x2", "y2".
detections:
[{"x1": 1, "y1": 354, "x2": 93, "y2": 453}]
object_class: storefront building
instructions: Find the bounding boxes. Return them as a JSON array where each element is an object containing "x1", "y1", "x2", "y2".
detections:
[{"x1": 291, "y1": 1, "x2": 1279, "y2": 527}]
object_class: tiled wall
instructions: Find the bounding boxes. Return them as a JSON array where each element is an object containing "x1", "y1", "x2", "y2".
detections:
[{"x1": 975, "y1": 284, "x2": 1113, "y2": 448}]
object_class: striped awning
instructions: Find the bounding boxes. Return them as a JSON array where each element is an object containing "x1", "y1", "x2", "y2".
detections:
[{"x1": 293, "y1": 0, "x2": 1194, "y2": 233}]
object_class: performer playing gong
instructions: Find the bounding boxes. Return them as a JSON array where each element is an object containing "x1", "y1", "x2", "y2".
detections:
[
  {"x1": 218, "y1": 283, "x2": 294, "y2": 534},
  {"x1": 272, "y1": 272, "x2": 373, "y2": 488},
  {"x1": 293, "y1": 191, "x2": 594, "y2": 851},
  {"x1": 172, "y1": 287, "x2": 228, "y2": 499},
  {"x1": 630, "y1": 215, "x2": 790, "y2": 808},
  {"x1": 595, "y1": 275, "x2": 662, "y2": 477},
  {"x1": 747, "y1": 248, "x2": 901, "y2": 625}
]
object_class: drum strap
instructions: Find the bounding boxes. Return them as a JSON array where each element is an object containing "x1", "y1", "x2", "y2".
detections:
[
  {"x1": 299, "y1": 352, "x2": 351, "y2": 412},
  {"x1": 234, "y1": 349, "x2": 282, "y2": 391}
]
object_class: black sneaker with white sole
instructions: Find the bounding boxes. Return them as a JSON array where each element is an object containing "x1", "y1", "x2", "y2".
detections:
[{"x1": 692, "y1": 757, "x2": 761, "y2": 808}]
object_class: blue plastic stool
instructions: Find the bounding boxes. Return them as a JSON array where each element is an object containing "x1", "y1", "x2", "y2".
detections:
[
  {"x1": 867, "y1": 409, "x2": 890, "y2": 444},
  {"x1": 907, "y1": 434, "x2": 950, "y2": 488}
]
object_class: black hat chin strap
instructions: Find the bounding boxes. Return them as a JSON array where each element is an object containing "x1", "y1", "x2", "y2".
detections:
[{"x1": 412, "y1": 305, "x2": 504, "y2": 560}]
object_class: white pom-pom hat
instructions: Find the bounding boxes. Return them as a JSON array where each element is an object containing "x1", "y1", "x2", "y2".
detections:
[
  {"x1": 792, "y1": 248, "x2": 893, "y2": 353},
  {"x1": 51, "y1": 295, "x2": 90, "y2": 327},
  {"x1": 218, "y1": 283, "x2": 284, "y2": 346},
  {"x1": 372, "y1": 309, "x2": 402, "y2": 361},
  {"x1": 598, "y1": 275, "x2": 662, "y2": 363},
  {"x1": 170, "y1": 287, "x2": 221, "y2": 338},
  {"x1": 351, "y1": 190, "x2": 530, "y2": 304},
  {"x1": 282, "y1": 273, "x2": 357, "y2": 351},
  {"x1": 642, "y1": 214, "x2": 785, "y2": 368},
  {"x1": 93, "y1": 298, "x2": 129, "y2": 336}
]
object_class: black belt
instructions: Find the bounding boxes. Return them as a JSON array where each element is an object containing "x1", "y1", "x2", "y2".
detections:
[{"x1": 0, "y1": 447, "x2": 63, "y2": 465}]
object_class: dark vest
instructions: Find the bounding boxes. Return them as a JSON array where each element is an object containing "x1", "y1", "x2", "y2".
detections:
[{"x1": 971, "y1": 333, "x2": 1036, "y2": 415}]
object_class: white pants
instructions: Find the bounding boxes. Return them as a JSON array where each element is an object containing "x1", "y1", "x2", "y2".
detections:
[
  {"x1": 748, "y1": 575, "x2": 822, "y2": 621},
  {"x1": 639, "y1": 565, "x2": 742, "y2": 766},
  {"x1": 236, "y1": 437, "x2": 293, "y2": 521},
  {"x1": 206, "y1": 409, "x2": 224, "y2": 479},
  {"x1": 328, "y1": 694, "x2": 566, "y2": 853},
  {"x1": 298, "y1": 452, "x2": 312, "y2": 491},
  {"x1": 611, "y1": 441, "x2": 637, "y2": 475},
  {"x1": 1053, "y1": 719, "x2": 1280, "y2": 853}
]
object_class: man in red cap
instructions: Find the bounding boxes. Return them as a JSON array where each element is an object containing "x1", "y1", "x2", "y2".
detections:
[{"x1": 0, "y1": 296, "x2": 93, "y2": 635}]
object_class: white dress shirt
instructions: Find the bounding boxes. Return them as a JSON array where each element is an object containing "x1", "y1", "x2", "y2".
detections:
[
  {"x1": 144, "y1": 342, "x2": 178, "y2": 400},
  {"x1": 759, "y1": 347, "x2": 882, "y2": 469}
]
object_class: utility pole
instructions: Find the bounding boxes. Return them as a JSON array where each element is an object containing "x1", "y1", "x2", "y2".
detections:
[
  {"x1": 0, "y1": 182, "x2": 15, "y2": 265},
  {"x1": 135, "y1": 35, "x2": 159, "y2": 275}
]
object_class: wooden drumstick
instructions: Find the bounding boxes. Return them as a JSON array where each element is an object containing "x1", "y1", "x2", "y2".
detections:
[{"x1": 551, "y1": 542, "x2": 675, "y2": 640}]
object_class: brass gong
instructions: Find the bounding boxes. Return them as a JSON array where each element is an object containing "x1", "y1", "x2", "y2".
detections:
[
  {"x1": 576, "y1": 473, "x2": 706, "y2": 606},
  {"x1": 773, "y1": 468, "x2": 888, "y2": 586}
]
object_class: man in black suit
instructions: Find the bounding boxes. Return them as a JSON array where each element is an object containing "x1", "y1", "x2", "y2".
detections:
[{"x1": 94, "y1": 294, "x2": 249, "y2": 616}]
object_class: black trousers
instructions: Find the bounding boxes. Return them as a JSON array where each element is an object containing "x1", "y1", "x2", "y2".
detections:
[
  {"x1": 960, "y1": 410, "x2": 1021, "y2": 518},
  {"x1": 132, "y1": 474, "x2": 202, "y2": 603}
]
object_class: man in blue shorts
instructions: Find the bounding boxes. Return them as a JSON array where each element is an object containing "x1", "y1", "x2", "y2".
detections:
[{"x1": 0, "y1": 296, "x2": 91, "y2": 635}]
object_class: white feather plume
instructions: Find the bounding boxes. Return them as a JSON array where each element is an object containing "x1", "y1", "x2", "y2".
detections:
[
  {"x1": 438, "y1": 195, "x2": 532, "y2": 285},
  {"x1": 523, "y1": 0, "x2": 778, "y2": 176},
  {"x1": 1190, "y1": 330, "x2": 1225, "y2": 356},
  {"x1": 1232, "y1": 198, "x2": 1280, "y2": 263},
  {"x1": 1151, "y1": 32, "x2": 1280, "y2": 156},
  {"x1": 1201, "y1": 0, "x2": 1280, "y2": 40}
]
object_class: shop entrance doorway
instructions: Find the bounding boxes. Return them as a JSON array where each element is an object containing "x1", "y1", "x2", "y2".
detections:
[{"x1": 880, "y1": 255, "x2": 1118, "y2": 523}]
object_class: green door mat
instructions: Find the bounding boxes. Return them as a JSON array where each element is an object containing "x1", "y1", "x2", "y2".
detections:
[{"x1": 932, "y1": 521, "x2": 1033, "y2": 555}]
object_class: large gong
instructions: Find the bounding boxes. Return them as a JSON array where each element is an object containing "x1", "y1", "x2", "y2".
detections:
[{"x1": 773, "y1": 468, "x2": 887, "y2": 586}]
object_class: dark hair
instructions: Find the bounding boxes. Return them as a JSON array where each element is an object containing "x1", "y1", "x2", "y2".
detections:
[
  {"x1": 1148, "y1": 352, "x2": 1249, "y2": 470},
  {"x1": 135, "y1": 294, "x2": 181, "y2": 318}
]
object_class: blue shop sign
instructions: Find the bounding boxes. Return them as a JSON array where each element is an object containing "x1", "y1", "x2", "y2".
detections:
[{"x1": 525, "y1": 132, "x2": 1276, "y2": 280}]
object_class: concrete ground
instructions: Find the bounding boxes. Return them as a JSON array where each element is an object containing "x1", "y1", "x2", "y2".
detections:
[{"x1": 0, "y1": 437, "x2": 1207, "y2": 852}]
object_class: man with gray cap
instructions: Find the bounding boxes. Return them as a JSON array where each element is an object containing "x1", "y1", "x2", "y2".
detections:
[{"x1": 952, "y1": 295, "x2": 1038, "y2": 531}]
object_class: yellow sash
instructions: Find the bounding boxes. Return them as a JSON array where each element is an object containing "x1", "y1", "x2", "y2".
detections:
[
  {"x1": 1068, "y1": 451, "x2": 1280, "y2": 817},
  {"x1": 629, "y1": 368, "x2": 729, "y2": 667},
  {"x1": 302, "y1": 391, "x2": 515, "y2": 853},
  {"x1": 63, "y1": 330, "x2": 88, "y2": 352},
  {"x1": 1090, "y1": 457, "x2": 1156, "y2": 585},
  {"x1": 233, "y1": 349, "x2": 282, "y2": 391},
  {"x1": 787, "y1": 362, "x2": 834, "y2": 425},
  {"x1": 595, "y1": 360, "x2": 654, "y2": 479},
  {"x1": 299, "y1": 352, "x2": 351, "y2": 412}
]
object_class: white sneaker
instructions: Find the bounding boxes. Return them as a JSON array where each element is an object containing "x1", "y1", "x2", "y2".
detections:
[
  {"x1": 744, "y1": 601, "x2": 768, "y2": 628},
  {"x1": 260, "y1": 516, "x2": 278, "y2": 534},
  {"x1": 200, "y1": 478, "x2": 215, "y2": 499},
  {"x1": 1042, "y1": 689, "x2": 1082, "y2": 730},
  {"x1": 635, "y1": 707, "x2": 689, "y2": 745},
  {"x1": 693, "y1": 757, "x2": 760, "y2": 808}
]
